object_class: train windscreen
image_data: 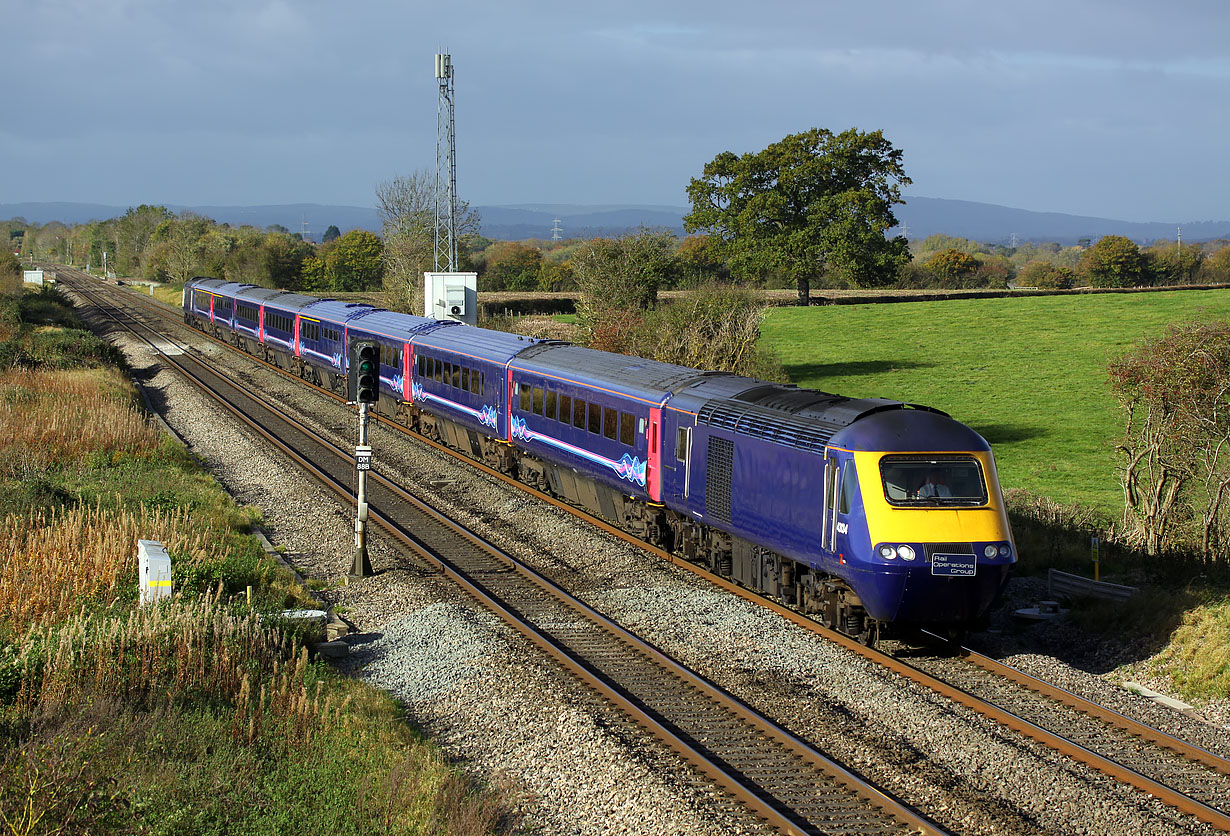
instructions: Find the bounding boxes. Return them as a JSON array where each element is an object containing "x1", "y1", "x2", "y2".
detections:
[{"x1": 879, "y1": 456, "x2": 987, "y2": 506}]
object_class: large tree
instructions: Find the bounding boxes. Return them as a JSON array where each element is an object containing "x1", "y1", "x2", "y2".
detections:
[
  {"x1": 684, "y1": 128, "x2": 911, "y2": 304},
  {"x1": 1079, "y1": 235, "x2": 1147, "y2": 288}
]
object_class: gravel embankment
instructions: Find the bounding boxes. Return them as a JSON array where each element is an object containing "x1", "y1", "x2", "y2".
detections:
[{"x1": 79, "y1": 287, "x2": 1230, "y2": 836}]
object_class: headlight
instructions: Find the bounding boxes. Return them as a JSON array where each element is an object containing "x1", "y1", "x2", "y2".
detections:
[
  {"x1": 898, "y1": 545, "x2": 916, "y2": 561},
  {"x1": 999, "y1": 544, "x2": 1012, "y2": 558},
  {"x1": 880, "y1": 545, "x2": 897, "y2": 559},
  {"x1": 984, "y1": 544, "x2": 998, "y2": 558}
]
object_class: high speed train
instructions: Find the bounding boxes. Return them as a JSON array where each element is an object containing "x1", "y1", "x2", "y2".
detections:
[{"x1": 184, "y1": 277, "x2": 1015, "y2": 642}]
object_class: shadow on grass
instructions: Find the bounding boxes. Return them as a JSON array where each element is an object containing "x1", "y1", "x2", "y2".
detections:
[
  {"x1": 969, "y1": 423, "x2": 1046, "y2": 445},
  {"x1": 783, "y1": 358, "x2": 934, "y2": 382}
]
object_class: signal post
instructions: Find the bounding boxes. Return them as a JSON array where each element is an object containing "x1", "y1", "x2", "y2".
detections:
[{"x1": 348, "y1": 341, "x2": 379, "y2": 580}]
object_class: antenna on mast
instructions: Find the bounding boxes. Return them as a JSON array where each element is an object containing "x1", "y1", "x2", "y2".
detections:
[{"x1": 434, "y1": 52, "x2": 458, "y2": 272}]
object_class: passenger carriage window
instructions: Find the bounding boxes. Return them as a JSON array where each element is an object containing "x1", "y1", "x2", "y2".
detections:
[
  {"x1": 451, "y1": 364, "x2": 460, "y2": 388},
  {"x1": 472, "y1": 371, "x2": 482, "y2": 395},
  {"x1": 461, "y1": 368, "x2": 469, "y2": 392},
  {"x1": 573, "y1": 398, "x2": 586, "y2": 429},
  {"x1": 620, "y1": 412, "x2": 635, "y2": 446},
  {"x1": 417, "y1": 356, "x2": 425, "y2": 378},
  {"x1": 519, "y1": 383, "x2": 531, "y2": 411},
  {"x1": 442, "y1": 361, "x2": 452, "y2": 384},
  {"x1": 545, "y1": 389, "x2": 557, "y2": 421},
  {"x1": 532, "y1": 386, "x2": 544, "y2": 416},
  {"x1": 603, "y1": 407, "x2": 617, "y2": 440},
  {"x1": 676, "y1": 428, "x2": 688, "y2": 461},
  {"x1": 433, "y1": 358, "x2": 443, "y2": 382},
  {"x1": 559, "y1": 394, "x2": 571, "y2": 424}
]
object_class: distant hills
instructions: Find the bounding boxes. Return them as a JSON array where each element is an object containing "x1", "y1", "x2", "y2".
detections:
[{"x1": 4, "y1": 198, "x2": 1229, "y2": 245}]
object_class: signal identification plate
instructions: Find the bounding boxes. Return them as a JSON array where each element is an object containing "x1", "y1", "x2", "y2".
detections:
[{"x1": 931, "y1": 554, "x2": 977, "y2": 577}]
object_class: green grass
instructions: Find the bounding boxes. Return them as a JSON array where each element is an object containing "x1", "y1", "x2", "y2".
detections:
[{"x1": 762, "y1": 290, "x2": 1230, "y2": 517}]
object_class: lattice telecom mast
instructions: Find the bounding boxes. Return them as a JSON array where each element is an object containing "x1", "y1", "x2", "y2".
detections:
[{"x1": 434, "y1": 52, "x2": 458, "y2": 272}]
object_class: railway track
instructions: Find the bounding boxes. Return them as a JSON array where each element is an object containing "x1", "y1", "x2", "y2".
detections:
[
  {"x1": 61, "y1": 270, "x2": 947, "y2": 836},
  {"x1": 58, "y1": 269, "x2": 1230, "y2": 833}
]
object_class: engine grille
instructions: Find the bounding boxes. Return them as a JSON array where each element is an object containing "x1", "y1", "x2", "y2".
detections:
[
  {"x1": 705, "y1": 436, "x2": 734, "y2": 523},
  {"x1": 924, "y1": 542, "x2": 975, "y2": 559}
]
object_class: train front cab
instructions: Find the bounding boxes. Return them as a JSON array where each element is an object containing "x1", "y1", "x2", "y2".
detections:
[{"x1": 830, "y1": 411, "x2": 1016, "y2": 629}]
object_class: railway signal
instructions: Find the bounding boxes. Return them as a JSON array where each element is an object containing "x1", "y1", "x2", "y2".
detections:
[
  {"x1": 349, "y1": 341, "x2": 379, "y2": 405},
  {"x1": 348, "y1": 340, "x2": 379, "y2": 579}
]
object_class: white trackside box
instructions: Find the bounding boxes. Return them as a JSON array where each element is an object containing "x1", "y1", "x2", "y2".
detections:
[
  {"x1": 138, "y1": 539, "x2": 173, "y2": 605},
  {"x1": 424, "y1": 272, "x2": 477, "y2": 325}
]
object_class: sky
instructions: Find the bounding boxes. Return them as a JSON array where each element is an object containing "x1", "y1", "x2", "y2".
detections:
[{"x1": 3, "y1": 0, "x2": 1229, "y2": 223}]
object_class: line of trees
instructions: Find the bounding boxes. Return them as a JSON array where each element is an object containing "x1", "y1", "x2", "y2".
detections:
[{"x1": 4, "y1": 210, "x2": 385, "y2": 293}]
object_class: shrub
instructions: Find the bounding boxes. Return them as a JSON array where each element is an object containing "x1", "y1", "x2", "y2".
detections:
[
  {"x1": 1108, "y1": 319, "x2": 1230, "y2": 561},
  {"x1": 1016, "y1": 261, "x2": 1075, "y2": 289}
]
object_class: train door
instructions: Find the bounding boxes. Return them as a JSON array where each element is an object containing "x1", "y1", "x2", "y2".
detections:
[
  {"x1": 402, "y1": 343, "x2": 412, "y2": 401},
  {"x1": 646, "y1": 407, "x2": 662, "y2": 502},
  {"x1": 293, "y1": 317, "x2": 301, "y2": 356},
  {"x1": 505, "y1": 367, "x2": 515, "y2": 443},
  {"x1": 668, "y1": 421, "x2": 694, "y2": 505},
  {"x1": 821, "y1": 451, "x2": 841, "y2": 555}
]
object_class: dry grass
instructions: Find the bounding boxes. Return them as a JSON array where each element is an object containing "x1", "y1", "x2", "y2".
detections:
[
  {"x1": 0, "y1": 368, "x2": 160, "y2": 479},
  {"x1": 0, "y1": 503, "x2": 231, "y2": 638}
]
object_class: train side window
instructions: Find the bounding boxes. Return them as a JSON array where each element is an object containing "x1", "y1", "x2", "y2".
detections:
[
  {"x1": 544, "y1": 389, "x2": 557, "y2": 421},
  {"x1": 519, "y1": 383, "x2": 531, "y2": 411},
  {"x1": 587, "y1": 402, "x2": 601, "y2": 435},
  {"x1": 676, "y1": 428, "x2": 688, "y2": 460},
  {"x1": 532, "y1": 386, "x2": 544, "y2": 415},
  {"x1": 431, "y1": 358, "x2": 440, "y2": 382},
  {"x1": 620, "y1": 412, "x2": 635, "y2": 446},
  {"x1": 474, "y1": 371, "x2": 483, "y2": 395},
  {"x1": 451, "y1": 364, "x2": 460, "y2": 388},
  {"x1": 417, "y1": 356, "x2": 425, "y2": 378},
  {"x1": 839, "y1": 460, "x2": 859, "y2": 514},
  {"x1": 446, "y1": 361, "x2": 456, "y2": 385},
  {"x1": 573, "y1": 398, "x2": 586, "y2": 429},
  {"x1": 559, "y1": 394, "x2": 571, "y2": 426},
  {"x1": 603, "y1": 407, "x2": 617, "y2": 440},
  {"x1": 460, "y1": 367, "x2": 469, "y2": 392},
  {"x1": 827, "y1": 460, "x2": 840, "y2": 512}
]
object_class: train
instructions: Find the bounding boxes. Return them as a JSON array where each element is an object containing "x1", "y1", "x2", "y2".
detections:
[{"x1": 183, "y1": 277, "x2": 1015, "y2": 643}]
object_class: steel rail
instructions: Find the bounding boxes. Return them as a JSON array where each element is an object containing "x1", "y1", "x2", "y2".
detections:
[
  {"x1": 951, "y1": 641, "x2": 1230, "y2": 777},
  {"x1": 65, "y1": 272, "x2": 947, "y2": 836},
  {"x1": 69, "y1": 269, "x2": 1230, "y2": 832}
]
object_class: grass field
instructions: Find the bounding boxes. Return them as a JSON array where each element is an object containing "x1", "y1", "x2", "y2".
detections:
[{"x1": 761, "y1": 289, "x2": 1230, "y2": 518}]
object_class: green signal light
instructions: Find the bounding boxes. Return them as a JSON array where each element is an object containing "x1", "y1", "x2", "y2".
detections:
[{"x1": 352, "y1": 341, "x2": 381, "y2": 404}]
